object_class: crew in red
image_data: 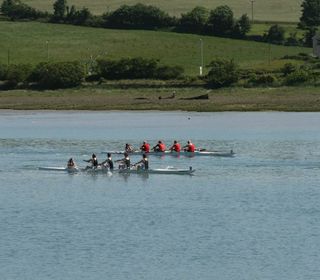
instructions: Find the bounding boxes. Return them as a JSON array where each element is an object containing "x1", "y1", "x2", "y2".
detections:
[
  {"x1": 184, "y1": 140, "x2": 195, "y2": 152},
  {"x1": 140, "y1": 141, "x2": 150, "y2": 153},
  {"x1": 152, "y1": 140, "x2": 166, "y2": 152},
  {"x1": 169, "y1": 140, "x2": 181, "y2": 152}
]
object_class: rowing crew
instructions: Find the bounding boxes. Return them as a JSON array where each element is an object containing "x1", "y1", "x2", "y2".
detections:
[
  {"x1": 67, "y1": 152, "x2": 149, "y2": 171},
  {"x1": 126, "y1": 140, "x2": 196, "y2": 153}
]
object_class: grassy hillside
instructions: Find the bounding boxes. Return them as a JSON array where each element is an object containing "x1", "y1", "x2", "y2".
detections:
[
  {"x1": 23, "y1": 0, "x2": 302, "y2": 22},
  {"x1": 0, "y1": 21, "x2": 310, "y2": 75}
]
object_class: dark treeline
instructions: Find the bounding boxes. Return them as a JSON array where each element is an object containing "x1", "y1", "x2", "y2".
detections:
[{"x1": 0, "y1": 0, "x2": 251, "y2": 39}]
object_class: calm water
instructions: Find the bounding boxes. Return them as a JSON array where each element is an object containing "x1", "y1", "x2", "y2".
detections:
[{"x1": 1, "y1": 110, "x2": 320, "y2": 280}]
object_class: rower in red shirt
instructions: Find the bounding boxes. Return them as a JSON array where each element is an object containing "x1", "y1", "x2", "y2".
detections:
[
  {"x1": 183, "y1": 140, "x2": 195, "y2": 152},
  {"x1": 169, "y1": 140, "x2": 181, "y2": 152},
  {"x1": 152, "y1": 140, "x2": 166, "y2": 152},
  {"x1": 140, "y1": 141, "x2": 150, "y2": 153}
]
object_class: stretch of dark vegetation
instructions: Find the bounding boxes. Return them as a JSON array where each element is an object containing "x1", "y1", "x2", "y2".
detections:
[
  {"x1": 1, "y1": 0, "x2": 252, "y2": 39},
  {"x1": 1, "y1": 53, "x2": 320, "y2": 91}
]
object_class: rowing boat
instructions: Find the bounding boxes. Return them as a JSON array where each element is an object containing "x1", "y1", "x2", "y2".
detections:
[
  {"x1": 39, "y1": 166, "x2": 194, "y2": 175},
  {"x1": 117, "y1": 166, "x2": 195, "y2": 175},
  {"x1": 39, "y1": 166, "x2": 80, "y2": 172},
  {"x1": 38, "y1": 166, "x2": 110, "y2": 173},
  {"x1": 105, "y1": 150, "x2": 235, "y2": 157}
]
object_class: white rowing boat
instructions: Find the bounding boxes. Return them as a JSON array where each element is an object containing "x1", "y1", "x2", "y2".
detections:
[
  {"x1": 39, "y1": 166, "x2": 194, "y2": 175},
  {"x1": 38, "y1": 166, "x2": 109, "y2": 173},
  {"x1": 105, "y1": 150, "x2": 235, "y2": 157},
  {"x1": 117, "y1": 166, "x2": 195, "y2": 175},
  {"x1": 39, "y1": 166, "x2": 80, "y2": 172}
]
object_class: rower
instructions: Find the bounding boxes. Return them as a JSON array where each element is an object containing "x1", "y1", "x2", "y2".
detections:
[
  {"x1": 67, "y1": 158, "x2": 76, "y2": 168},
  {"x1": 84, "y1": 153, "x2": 98, "y2": 168},
  {"x1": 116, "y1": 152, "x2": 131, "y2": 169},
  {"x1": 125, "y1": 143, "x2": 134, "y2": 153},
  {"x1": 140, "y1": 141, "x2": 150, "y2": 153},
  {"x1": 183, "y1": 140, "x2": 195, "y2": 152},
  {"x1": 152, "y1": 140, "x2": 166, "y2": 152},
  {"x1": 169, "y1": 140, "x2": 181, "y2": 152},
  {"x1": 133, "y1": 154, "x2": 149, "y2": 170},
  {"x1": 100, "y1": 153, "x2": 114, "y2": 170}
]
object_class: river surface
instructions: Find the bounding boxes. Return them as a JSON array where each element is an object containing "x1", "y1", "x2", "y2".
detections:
[{"x1": 0, "y1": 111, "x2": 320, "y2": 280}]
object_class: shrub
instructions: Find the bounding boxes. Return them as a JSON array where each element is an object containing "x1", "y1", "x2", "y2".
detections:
[
  {"x1": 285, "y1": 69, "x2": 312, "y2": 85},
  {"x1": 285, "y1": 32, "x2": 301, "y2": 46},
  {"x1": 97, "y1": 57, "x2": 156, "y2": 79},
  {"x1": 281, "y1": 63, "x2": 297, "y2": 76},
  {"x1": 30, "y1": 61, "x2": 84, "y2": 89},
  {"x1": 96, "y1": 57, "x2": 184, "y2": 80},
  {"x1": 206, "y1": 59, "x2": 239, "y2": 88},
  {"x1": 0, "y1": 64, "x2": 8, "y2": 80},
  {"x1": 248, "y1": 73, "x2": 277, "y2": 86},
  {"x1": 156, "y1": 65, "x2": 184, "y2": 79},
  {"x1": 6, "y1": 64, "x2": 32, "y2": 88}
]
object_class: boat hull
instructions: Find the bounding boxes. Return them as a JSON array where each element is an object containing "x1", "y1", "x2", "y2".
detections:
[
  {"x1": 39, "y1": 166, "x2": 80, "y2": 172},
  {"x1": 118, "y1": 167, "x2": 195, "y2": 175},
  {"x1": 105, "y1": 150, "x2": 234, "y2": 157}
]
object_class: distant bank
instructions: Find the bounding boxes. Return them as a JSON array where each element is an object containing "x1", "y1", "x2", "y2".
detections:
[{"x1": 1, "y1": 86, "x2": 319, "y2": 112}]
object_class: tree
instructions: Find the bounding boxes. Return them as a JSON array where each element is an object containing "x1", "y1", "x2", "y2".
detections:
[
  {"x1": 303, "y1": 26, "x2": 318, "y2": 46},
  {"x1": 208, "y1": 5, "x2": 234, "y2": 36},
  {"x1": 103, "y1": 3, "x2": 172, "y2": 30},
  {"x1": 206, "y1": 59, "x2": 239, "y2": 88},
  {"x1": 299, "y1": 0, "x2": 320, "y2": 28},
  {"x1": 53, "y1": 0, "x2": 67, "y2": 21},
  {"x1": 1, "y1": 0, "x2": 44, "y2": 20},
  {"x1": 265, "y1": 24, "x2": 285, "y2": 44},
  {"x1": 233, "y1": 14, "x2": 251, "y2": 37},
  {"x1": 179, "y1": 6, "x2": 209, "y2": 33}
]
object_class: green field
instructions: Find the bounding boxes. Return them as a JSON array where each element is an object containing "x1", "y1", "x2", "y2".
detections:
[
  {"x1": 23, "y1": 0, "x2": 302, "y2": 22},
  {"x1": 0, "y1": 21, "x2": 309, "y2": 75}
]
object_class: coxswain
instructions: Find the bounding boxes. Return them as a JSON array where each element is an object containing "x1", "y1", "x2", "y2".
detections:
[
  {"x1": 84, "y1": 153, "x2": 99, "y2": 168},
  {"x1": 67, "y1": 158, "x2": 76, "y2": 168},
  {"x1": 183, "y1": 140, "x2": 195, "y2": 152},
  {"x1": 116, "y1": 152, "x2": 131, "y2": 169},
  {"x1": 169, "y1": 140, "x2": 181, "y2": 152},
  {"x1": 152, "y1": 140, "x2": 166, "y2": 152},
  {"x1": 134, "y1": 154, "x2": 149, "y2": 170},
  {"x1": 100, "y1": 153, "x2": 114, "y2": 170},
  {"x1": 125, "y1": 143, "x2": 134, "y2": 153},
  {"x1": 140, "y1": 141, "x2": 150, "y2": 153}
]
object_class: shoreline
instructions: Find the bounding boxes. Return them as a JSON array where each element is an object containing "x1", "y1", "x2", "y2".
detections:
[{"x1": 1, "y1": 86, "x2": 320, "y2": 112}]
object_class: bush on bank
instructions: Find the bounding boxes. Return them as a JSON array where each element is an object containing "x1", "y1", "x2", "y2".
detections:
[
  {"x1": 206, "y1": 59, "x2": 239, "y2": 88},
  {"x1": 29, "y1": 61, "x2": 84, "y2": 89},
  {"x1": 96, "y1": 57, "x2": 184, "y2": 80}
]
